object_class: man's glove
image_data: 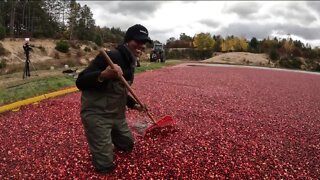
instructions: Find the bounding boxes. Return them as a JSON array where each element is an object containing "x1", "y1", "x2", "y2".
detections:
[
  {"x1": 132, "y1": 104, "x2": 148, "y2": 112},
  {"x1": 98, "y1": 64, "x2": 123, "y2": 82}
]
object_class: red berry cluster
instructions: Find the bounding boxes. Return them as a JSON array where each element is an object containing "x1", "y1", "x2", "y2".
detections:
[{"x1": 0, "y1": 65, "x2": 319, "y2": 179}]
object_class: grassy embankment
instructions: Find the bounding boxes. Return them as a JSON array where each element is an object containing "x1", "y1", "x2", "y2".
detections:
[{"x1": 0, "y1": 60, "x2": 182, "y2": 105}]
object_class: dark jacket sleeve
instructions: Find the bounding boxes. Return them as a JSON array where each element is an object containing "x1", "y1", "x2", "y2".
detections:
[
  {"x1": 126, "y1": 95, "x2": 137, "y2": 108},
  {"x1": 76, "y1": 54, "x2": 109, "y2": 90}
]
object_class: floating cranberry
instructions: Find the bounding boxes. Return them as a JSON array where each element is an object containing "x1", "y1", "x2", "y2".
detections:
[{"x1": 0, "y1": 65, "x2": 319, "y2": 178}]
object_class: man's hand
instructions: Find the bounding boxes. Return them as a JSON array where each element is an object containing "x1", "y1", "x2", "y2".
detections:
[
  {"x1": 98, "y1": 64, "x2": 123, "y2": 81},
  {"x1": 133, "y1": 104, "x2": 148, "y2": 112}
]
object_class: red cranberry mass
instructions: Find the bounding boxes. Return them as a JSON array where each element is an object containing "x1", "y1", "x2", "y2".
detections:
[{"x1": 0, "y1": 65, "x2": 319, "y2": 179}]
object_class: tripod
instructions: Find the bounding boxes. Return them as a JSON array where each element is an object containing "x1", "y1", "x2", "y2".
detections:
[
  {"x1": 22, "y1": 42, "x2": 33, "y2": 79},
  {"x1": 22, "y1": 58, "x2": 31, "y2": 79}
]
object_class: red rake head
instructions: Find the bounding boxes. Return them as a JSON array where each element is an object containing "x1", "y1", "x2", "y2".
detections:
[
  {"x1": 155, "y1": 115, "x2": 176, "y2": 127},
  {"x1": 144, "y1": 116, "x2": 176, "y2": 135}
]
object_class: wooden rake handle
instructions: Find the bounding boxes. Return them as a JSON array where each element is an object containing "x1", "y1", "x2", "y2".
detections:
[{"x1": 99, "y1": 49, "x2": 157, "y2": 124}]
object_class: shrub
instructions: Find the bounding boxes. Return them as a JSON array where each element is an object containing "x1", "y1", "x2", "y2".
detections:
[
  {"x1": 165, "y1": 49, "x2": 183, "y2": 59},
  {"x1": 279, "y1": 57, "x2": 302, "y2": 69},
  {"x1": 290, "y1": 58, "x2": 302, "y2": 69},
  {"x1": 0, "y1": 58, "x2": 6, "y2": 69},
  {"x1": 38, "y1": 45, "x2": 46, "y2": 53},
  {"x1": 166, "y1": 48, "x2": 213, "y2": 60},
  {"x1": 189, "y1": 49, "x2": 213, "y2": 60},
  {"x1": 314, "y1": 64, "x2": 320, "y2": 72},
  {"x1": 292, "y1": 48, "x2": 302, "y2": 57},
  {"x1": 84, "y1": 46, "x2": 91, "y2": 52},
  {"x1": 269, "y1": 48, "x2": 279, "y2": 61},
  {"x1": 305, "y1": 59, "x2": 320, "y2": 72},
  {"x1": 94, "y1": 35, "x2": 103, "y2": 47},
  {"x1": 304, "y1": 49, "x2": 318, "y2": 59},
  {"x1": 55, "y1": 40, "x2": 70, "y2": 53}
]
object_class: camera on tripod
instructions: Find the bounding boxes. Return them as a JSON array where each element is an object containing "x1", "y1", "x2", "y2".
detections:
[{"x1": 22, "y1": 38, "x2": 34, "y2": 79}]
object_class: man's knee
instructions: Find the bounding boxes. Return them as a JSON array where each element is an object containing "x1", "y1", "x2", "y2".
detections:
[{"x1": 113, "y1": 136, "x2": 134, "y2": 152}]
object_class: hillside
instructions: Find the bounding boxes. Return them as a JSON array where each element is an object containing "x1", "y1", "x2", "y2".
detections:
[
  {"x1": 0, "y1": 38, "x2": 106, "y2": 74},
  {"x1": 1, "y1": 38, "x2": 56, "y2": 65},
  {"x1": 0, "y1": 38, "x2": 152, "y2": 75},
  {"x1": 202, "y1": 52, "x2": 274, "y2": 67},
  {"x1": 1, "y1": 38, "x2": 319, "y2": 76}
]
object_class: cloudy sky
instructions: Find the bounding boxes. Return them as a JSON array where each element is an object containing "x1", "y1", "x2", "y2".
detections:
[{"x1": 79, "y1": 1, "x2": 320, "y2": 47}]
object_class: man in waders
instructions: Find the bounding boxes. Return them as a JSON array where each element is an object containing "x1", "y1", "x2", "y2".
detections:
[{"x1": 76, "y1": 24, "x2": 152, "y2": 174}]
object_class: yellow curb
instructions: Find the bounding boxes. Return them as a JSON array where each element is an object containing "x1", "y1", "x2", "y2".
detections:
[{"x1": 0, "y1": 87, "x2": 79, "y2": 114}]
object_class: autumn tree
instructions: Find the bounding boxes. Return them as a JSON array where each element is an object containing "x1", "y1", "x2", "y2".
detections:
[
  {"x1": 237, "y1": 37, "x2": 249, "y2": 51},
  {"x1": 282, "y1": 38, "x2": 294, "y2": 55},
  {"x1": 193, "y1": 33, "x2": 215, "y2": 50},
  {"x1": 220, "y1": 36, "x2": 248, "y2": 52},
  {"x1": 260, "y1": 37, "x2": 278, "y2": 53}
]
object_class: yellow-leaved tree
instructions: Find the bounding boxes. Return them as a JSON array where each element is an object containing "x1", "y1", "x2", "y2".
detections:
[
  {"x1": 238, "y1": 37, "x2": 249, "y2": 51},
  {"x1": 193, "y1": 33, "x2": 215, "y2": 50},
  {"x1": 283, "y1": 39, "x2": 294, "y2": 54},
  {"x1": 220, "y1": 36, "x2": 248, "y2": 52}
]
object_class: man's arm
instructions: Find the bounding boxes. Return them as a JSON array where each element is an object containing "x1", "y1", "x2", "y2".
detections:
[
  {"x1": 76, "y1": 53, "x2": 123, "y2": 91},
  {"x1": 76, "y1": 55, "x2": 108, "y2": 90}
]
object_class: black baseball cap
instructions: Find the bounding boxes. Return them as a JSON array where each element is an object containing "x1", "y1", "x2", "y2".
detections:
[{"x1": 124, "y1": 24, "x2": 152, "y2": 44}]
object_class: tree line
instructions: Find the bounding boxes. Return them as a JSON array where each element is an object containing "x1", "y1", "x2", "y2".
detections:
[
  {"x1": 0, "y1": 0, "x2": 125, "y2": 44},
  {"x1": 0, "y1": 0, "x2": 319, "y2": 68},
  {"x1": 166, "y1": 32, "x2": 320, "y2": 63}
]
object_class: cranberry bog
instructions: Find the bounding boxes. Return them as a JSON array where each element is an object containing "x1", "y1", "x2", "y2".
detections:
[{"x1": 0, "y1": 64, "x2": 319, "y2": 179}]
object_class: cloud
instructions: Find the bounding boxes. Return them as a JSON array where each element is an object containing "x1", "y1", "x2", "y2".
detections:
[
  {"x1": 151, "y1": 29, "x2": 175, "y2": 42},
  {"x1": 223, "y1": 2, "x2": 261, "y2": 18},
  {"x1": 79, "y1": 1, "x2": 166, "y2": 29},
  {"x1": 277, "y1": 24, "x2": 320, "y2": 40},
  {"x1": 216, "y1": 23, "x2": 274, "y2": 39},
  {"x1": 306, "y1": 1, "x2": 320, "y2": 16},
  {"x1": 79, "y1": 1, "x2": 320, "y2": 46},
  {"x1": 108, "y1": 1, "x2": 166, "y2": 18},
  {"x1": 270, "y1": 2, "x2": 317, "y2": 26},
  {"x1": 198, "y1": 19, "x2": 220, "y2": 28},
  {"x1": 216, "y1": 22, "x2": 320, "y2": 41}
]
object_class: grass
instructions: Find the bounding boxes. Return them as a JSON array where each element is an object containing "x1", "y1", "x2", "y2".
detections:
[
  {"x1": 0, "y1": 60, "x2": 183, "y2": 106},
  {"x1": 0, "y1": 76, "x2": 76, "y2": 105},
  {"x1": 136, "y1": 60, "x2": 181, "y2": 73}
]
